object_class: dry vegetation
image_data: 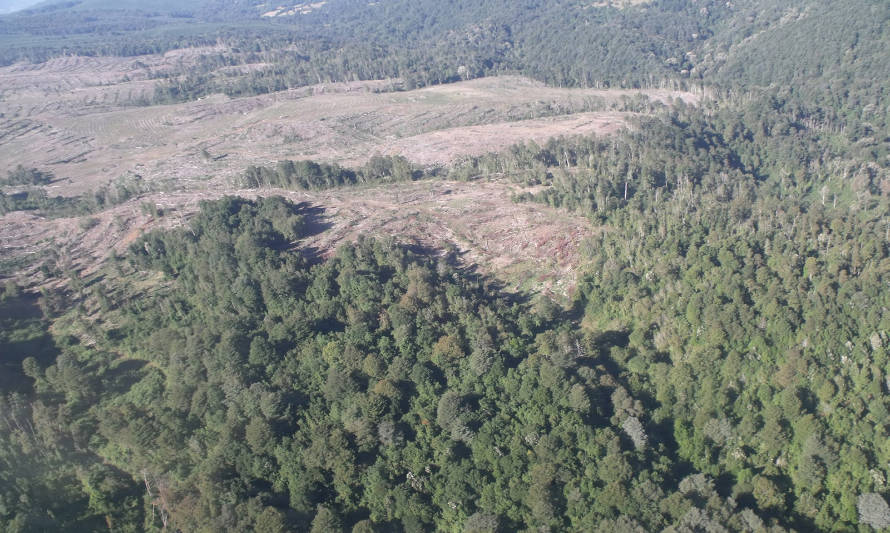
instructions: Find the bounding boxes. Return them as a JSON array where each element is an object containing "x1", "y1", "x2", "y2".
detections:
[
  {"x1": 289, "y1": 179, "x2": 600, "y2": 298},
  {"x1": 0, "y1": 49, "x2": 695, "y2": 294},
  {"x1": 262, "y1": 1, "x2": 328, "y2": 17}
]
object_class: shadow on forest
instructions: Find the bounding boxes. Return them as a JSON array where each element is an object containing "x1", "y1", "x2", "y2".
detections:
[
  {"x1": 405, "y1": 242, "x2": 532, "y2": 307},
  {"x1": 105, "y1": 358, "x2": 149, "y2": 395},
  {"x1": 576, "y1": 329, "x2": 630, "y2": 378},
  {"x1": 0, "y1": 294, "x2": 59, "y2": 393},
  {"x1": 290, "y1": 202, "x2": 334, "y2": 264},
  {"x1": 293, "y1": 202, "x2": 332, "y2": 238}
]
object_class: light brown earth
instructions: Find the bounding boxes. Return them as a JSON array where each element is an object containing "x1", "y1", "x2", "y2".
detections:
[
  {"x1": 0, "y1": 179, "x2": 599, "y2": 298},
  {"x1": 0, "y1": 55, "x2": 699, "y2": 195},
  {"x1": 0, "y1": 49, "x2": 696, "y2": 294}
]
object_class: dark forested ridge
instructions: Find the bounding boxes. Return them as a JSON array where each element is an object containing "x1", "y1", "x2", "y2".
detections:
[
  {"x1": 2, "y1": 0, "x2": 890, "y2": 531},
  {"x1": 3, "y1": 0, "x2": 888, "y2": 118}
]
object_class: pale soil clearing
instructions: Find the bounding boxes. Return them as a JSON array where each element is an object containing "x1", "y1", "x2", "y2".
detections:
[
  {"x1": 0, "y1": 51, "x2": 699, "y2": 196},
  {"x1": 0, "y1": 51, "x2": 694, "y2": 296},
  {"x1": 0, "y1": 179, "x2": 599, "y2": 298},
  {"x1": 382, "y1": 111, "x2": 628, "y2": 166}
]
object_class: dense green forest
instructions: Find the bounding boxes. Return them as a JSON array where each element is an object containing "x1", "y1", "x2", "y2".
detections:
[
  {"x1": 0, "y1": 196, "x2": 792, "y2": 531},
  {"x1": 451, "y1": 93, "x2": 890, "y2": 529},
  {"x1": 2, "y1": 0, "x2": 890, "y2": 531}
]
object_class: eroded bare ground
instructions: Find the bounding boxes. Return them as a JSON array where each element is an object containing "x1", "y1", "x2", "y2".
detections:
[{"x1": 0, "y1": 179, "x2": 598, "y2": 298}]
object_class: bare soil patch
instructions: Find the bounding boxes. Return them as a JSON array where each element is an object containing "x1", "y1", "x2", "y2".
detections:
[
  {"x1": 0, "y1": 53, "x2": 693, "y2": 297},
  {"x1": 381, "y1": 111, "x2": 629, "y2": 165},
  {"x1": 0, "y1": 53, "x2": 699, "y2": 196},
  {"x1": 0, "y1": 179, "x2": 599, "y2": 298}
]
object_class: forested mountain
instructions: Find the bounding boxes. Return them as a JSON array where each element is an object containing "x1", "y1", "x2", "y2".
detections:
[
  {"x1": 1, "y1": 0, "x2": 889, "y2": 531},
  {"x1": 3, "y1": 0, "x2": 888, "y2": 111},
  {"x1": 0, "y1": 0, "x2": 40, "y2": 14}
]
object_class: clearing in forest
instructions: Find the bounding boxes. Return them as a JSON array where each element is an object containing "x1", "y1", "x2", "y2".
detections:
[
  {"x1": 0, "y1": 50, "x2": 693, "y2": 295},
  {"x1": 0, "y1": 179, "x2": 599, "y2": 298},
  {"x1": 0, "y1": 50, "x2": 698, "y2": 195}
]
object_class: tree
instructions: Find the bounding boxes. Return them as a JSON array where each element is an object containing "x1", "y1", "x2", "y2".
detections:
[
  {"x1": 751, "y1": 476, "x2": 784, "y2": 512},
  {"x1": 437, "y1": 392, "x2": 463, "y2": 432},
  {"x1": 622, "y1": 416, "x2": 647, "y2": 451},
  {"x1": 352, "y1": 519, "x2": 377, "y2": 533},
  {"x1": 255, "y1": 507, "x2": 288, "y2": 533},
  {"x1": 568, "y1": 384, "x2": 591, "y2": 413},
  {"x1": 310, "y1": 505, "x2": 343, "y2": 533},
  {"x1": 463, "y1": 511, "x2": 499, "y2": 533},
  {"x1": 858, "y1": 493, "x2": 890, "y2": 530}
]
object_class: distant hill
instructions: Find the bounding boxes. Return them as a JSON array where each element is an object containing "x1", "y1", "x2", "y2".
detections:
[
  {"x1": 0, "y1": 0, "x2": 41, "y2": 14},
  {"x1": 6, "y1": 0, "x2": 294, "y2": 16},
  {"x1": 0, "y1": 0, "x2": 887, "y2": 123},
  {"x1": 19, "y1": 0, "x2": 207, "y2": 13}
]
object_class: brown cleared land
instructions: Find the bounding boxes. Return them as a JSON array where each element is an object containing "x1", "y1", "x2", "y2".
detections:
[
  {"x1": 0, "y1": 55, "x2": 698, "y2": 195},
  {"x1": 0, "y1": 178, "x2": 600, "y2": 298},
  {"x1": 0, "y1": 51, "x2": 695, "y2": 295}
]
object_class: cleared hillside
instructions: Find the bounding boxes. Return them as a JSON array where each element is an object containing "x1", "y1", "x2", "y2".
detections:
[{"x1": 0, "y1": 55, "x2": 698, "y2": 195}]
